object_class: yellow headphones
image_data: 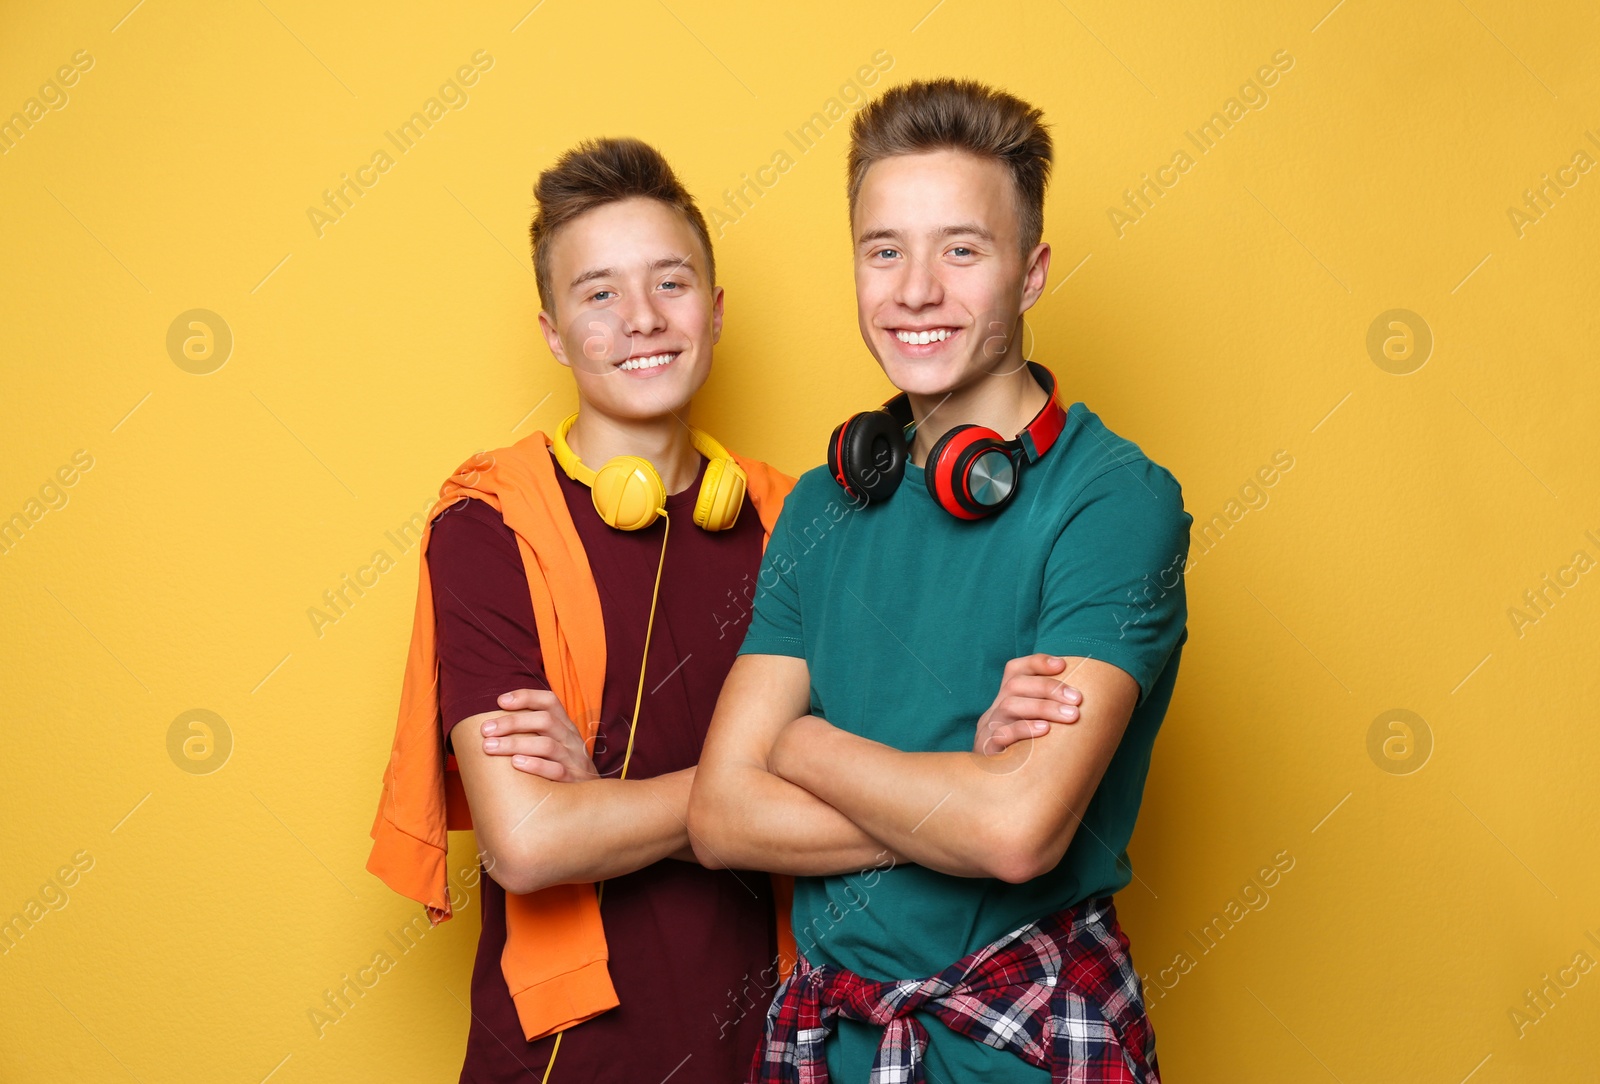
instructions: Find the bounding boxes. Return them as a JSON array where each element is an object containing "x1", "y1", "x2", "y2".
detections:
[{"x1": 551, "y1": 412, "x2": 747, "y2": 531}]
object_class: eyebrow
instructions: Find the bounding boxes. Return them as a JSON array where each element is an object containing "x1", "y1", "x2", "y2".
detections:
[
  {"x1": 856, "y1": 223, "x2": 996, "y2": 247},
  {"x1": 856, "y1": 227, "x2": 902, "y2": 248},
  {"x1": 569, "y1": 266, "x2": 615, "y2": 291},
  {"x1": 568, "y1": 254, "x2": 699, "y2": 292},
  {"x1": 936, "y1": 223, "x2": 995, "y2": 242}
]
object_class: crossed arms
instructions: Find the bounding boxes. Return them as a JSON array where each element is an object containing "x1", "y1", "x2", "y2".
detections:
[
  {"x1": 449, "y1": 652, "x2": 1118, "y2": 894},
  {"x1": 687, "y1": 652, "x2": 1142, "y2": 883}
]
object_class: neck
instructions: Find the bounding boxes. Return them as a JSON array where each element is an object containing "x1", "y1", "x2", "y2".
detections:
[
  {"x1": 565, "y1": 409, "x2": 702, "y2": 495},
  {"x1": 906, "y1": 354, "x2": 1049, "y2": 466}
]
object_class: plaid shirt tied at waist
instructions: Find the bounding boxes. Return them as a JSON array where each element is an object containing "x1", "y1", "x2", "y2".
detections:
[{"x1": 750, "y1": 895, "x2": 1159, "y2": 1084}]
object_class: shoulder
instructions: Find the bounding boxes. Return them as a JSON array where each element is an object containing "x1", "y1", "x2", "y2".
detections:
[
  {"x1": 792, "y1": 463, "x2": 841, "y2": 501},
  {"x1": 429, "y1": 495, "x2": 510, "y2": 535},
  {"x1": 426, "y1": 497, "x2": 519, "y2": 570},
  {"x1": 1044, "y1": 404, "x2": 1188, "y2": 529},
  {"x1": 762, "y1": 465, "x2": 837, "y2": 515},
  {"x1": 773, "y1": 465, "x2": 854, "y2": 527},
  {"x1": 441, "y1": 433, "x2": 556, "y2": 493}
]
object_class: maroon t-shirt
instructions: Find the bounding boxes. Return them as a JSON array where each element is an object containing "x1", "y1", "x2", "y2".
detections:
[{"x1": 427, "y1": 450, "x2": 775, "y2": 1083}]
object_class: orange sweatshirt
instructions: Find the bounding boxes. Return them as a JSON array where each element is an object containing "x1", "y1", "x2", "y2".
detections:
[{"x1": 366, "y1": 430, "x2": 796, "y2": 1042}]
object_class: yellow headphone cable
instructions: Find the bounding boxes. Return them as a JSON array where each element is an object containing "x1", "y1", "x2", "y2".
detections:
[{"x1": 541, "y1": 512, "x2": 670, "y2": 1084}]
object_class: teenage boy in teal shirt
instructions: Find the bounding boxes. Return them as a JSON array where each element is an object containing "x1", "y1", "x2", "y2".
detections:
[{"x1": 690, "y1": 79, "x2": 1191, "y2": 1082}]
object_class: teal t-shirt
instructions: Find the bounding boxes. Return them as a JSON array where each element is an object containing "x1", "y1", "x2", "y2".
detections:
[{"x1": 736, "y1": 398, "x2": 1192, "y2": 1082}]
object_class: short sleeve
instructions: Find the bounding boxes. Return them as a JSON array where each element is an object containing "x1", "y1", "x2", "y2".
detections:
[
  {"x1": 1033, "y1": 462, "x2": 1192, "y2": 706},
  {"x1": 735, "y1": 482, "x2": 809, "y2": 659},
  {"x1": 426, "y1": 497, "x2": 548, "y2": 746}
]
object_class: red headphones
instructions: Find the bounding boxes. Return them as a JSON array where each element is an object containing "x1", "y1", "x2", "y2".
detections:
[{"x1": 827, "y1": 362, "x2": 1068, "y2": 520}]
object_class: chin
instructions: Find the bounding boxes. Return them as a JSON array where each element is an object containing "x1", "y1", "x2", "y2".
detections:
[
  {"x1": 616, "y1": 374, "x2": 704, "y2": 422},
  {"x1": 875, "y1": 348, "x2": 976, "y2": 398},
  {"x1": 613, "y1": 389, "x2": 694, "y2": 423}
]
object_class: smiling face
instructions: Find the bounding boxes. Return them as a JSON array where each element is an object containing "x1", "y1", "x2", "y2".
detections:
[
  {"x1": 851, "y1": 149, "x2": 1049, "y2": 399},
  {"x1": 537, "y1": 196, "x2": 722, "y2": 422}
]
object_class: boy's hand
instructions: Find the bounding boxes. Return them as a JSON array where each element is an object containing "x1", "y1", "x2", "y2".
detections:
[
  {"x1": 480, "y1": 689, "x2": 599, "y2": 782},
  {"x1": 973, "y1": 654, "x2": 1084, "y2": 755}
]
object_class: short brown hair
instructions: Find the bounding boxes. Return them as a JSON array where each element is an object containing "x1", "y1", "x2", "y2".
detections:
[
  {"x1": 846, "y1": 79, "x2": 1053, "y2": 251},
  {"x1": 529, "y1": 137, "x2": 715, "y2": 314}
]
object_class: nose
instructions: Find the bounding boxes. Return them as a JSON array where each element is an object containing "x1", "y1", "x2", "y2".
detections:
[
  {"x1": 894, "y1": 249, "x2": 945, "y2": 312},
  {"x1": 618, "y1": 286, "x2": 669, "y2": 342}
]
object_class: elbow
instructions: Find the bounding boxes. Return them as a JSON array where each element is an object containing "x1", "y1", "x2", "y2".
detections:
[
  {"x1": 685, "y1": 776, "x2": 729, "y2": 869},
  {"x1": 684, "y1": 804, "x2": 725, "y2": 868},
  {"x1": 492, "y1": 870, "x2": 541, "y2": 896},
  {"x1": 479, "y1": 839, "x2": 555, "y2": 896},
  {"x1": 977, "y1": 821, "x2": 1070, "y2": 885},
  {"x1": 987, "y1": 850, "x2": 1059, "y2": 886},
  {"x1": 690, "y1": 835, "x2": 727, "y2": 870}
]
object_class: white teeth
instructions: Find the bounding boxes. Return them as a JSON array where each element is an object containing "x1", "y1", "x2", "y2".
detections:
[
  {"x1": 895, "y1": 329, "x2": 951, "y2": 344},
  {"x1": 619, "y1": 353, "x2": 677, "y2": 371}
]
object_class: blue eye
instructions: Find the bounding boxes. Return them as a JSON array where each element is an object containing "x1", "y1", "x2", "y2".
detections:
[
  {"x1": 658, "y1": 280, "x2": 681, "y2": 291},
  {"x1": 590, "y1": 290, "x2": 615, "y2": 302},
  {"x1": 950, "y1": 247, "x2": 973, "y2": 257},
  {"x1": 876, "y1": 248, "x2": 899, "y2": 260}
]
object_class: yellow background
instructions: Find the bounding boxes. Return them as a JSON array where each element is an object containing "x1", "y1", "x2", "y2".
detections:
[{"x1": 3, "y1": 1, "x2": 1597, "y2": 1080}]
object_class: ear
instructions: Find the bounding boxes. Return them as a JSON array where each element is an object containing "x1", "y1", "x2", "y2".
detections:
[
  {"x1": 538, "y1": 308, "x2": 572, "y2": 368},
  {"x1": 710, "y1": 285, "x2": 725, "y2": 346},
  {"x1": 1019, "y1": 241, "x2": 1052, "y2": 314}
]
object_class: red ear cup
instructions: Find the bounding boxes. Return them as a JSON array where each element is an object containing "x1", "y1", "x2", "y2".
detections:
[
  {"x1": 924, "y1": 424, "x2": 1019, "y2": 520},
  {"x1": 829, "y1": 409, "x2": 907, "y2": 504},
  {"x1": 826, "y1": 417, "x2": 853, "y2": 494}
]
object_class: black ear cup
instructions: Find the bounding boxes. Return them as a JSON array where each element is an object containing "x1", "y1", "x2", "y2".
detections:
[{"x1": 829, "y1": 409, "x2": 907, "y2": 503}]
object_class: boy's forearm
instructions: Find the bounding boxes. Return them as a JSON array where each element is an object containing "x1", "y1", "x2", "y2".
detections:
[
  {"x1": 493, "y1": 768, "x2": 694, "y2": 892},
  {"x1": 771, "y1": 716, "x2": 1062, "y2": 882},
  {"x1": 690, "y1": 653, "x2": 899, "y2": 875},
  {"x1": 688, "y1": 758, "x2": 900, "y2": 876}
]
